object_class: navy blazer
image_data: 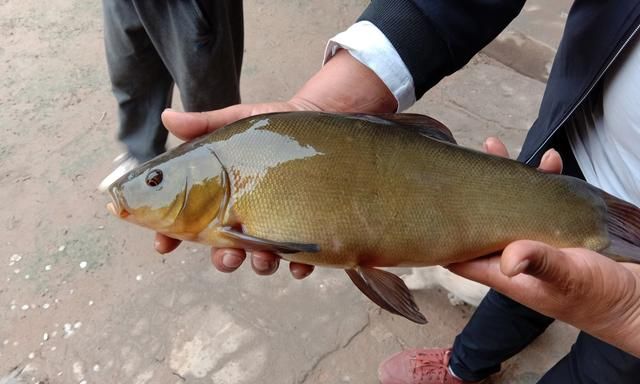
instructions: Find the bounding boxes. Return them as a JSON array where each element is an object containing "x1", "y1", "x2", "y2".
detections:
[{"x1": 359, "y1": 0, "x2": 640, "y2": 166}]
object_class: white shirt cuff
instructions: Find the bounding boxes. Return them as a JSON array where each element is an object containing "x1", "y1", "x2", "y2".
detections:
[{"x1": 323, "y1": 21, "x2": 416, "y2": 112}]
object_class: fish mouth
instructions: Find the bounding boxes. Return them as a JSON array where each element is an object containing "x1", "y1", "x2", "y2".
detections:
[
  {"x1": 107, "y1": 187, "x2": 130, "y2": 219},
  {"x1": 107, "y1": 202, "x2": 129, "y2": 218}
]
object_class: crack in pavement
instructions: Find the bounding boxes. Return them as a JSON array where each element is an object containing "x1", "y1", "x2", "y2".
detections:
[
  {"x1": 446, "y1": 99, "x2": 530, "y2": 134},
  {"x1": 298, "y1": 312, "x2": 372, "y2": 384}
]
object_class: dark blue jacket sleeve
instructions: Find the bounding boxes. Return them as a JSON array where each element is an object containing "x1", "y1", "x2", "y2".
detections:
[{"x1": 358, "y1": 0, "x2": 525, "y2": 99}]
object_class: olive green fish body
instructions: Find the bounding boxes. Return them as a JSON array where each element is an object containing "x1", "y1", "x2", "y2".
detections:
[{"x1": 191, "y1": 113, "x2": 609, "y2": 267}]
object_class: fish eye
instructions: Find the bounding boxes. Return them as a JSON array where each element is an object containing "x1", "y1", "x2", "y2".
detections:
[{"x1": 145, "y1": 169, "x2": 163, "y2": 187}]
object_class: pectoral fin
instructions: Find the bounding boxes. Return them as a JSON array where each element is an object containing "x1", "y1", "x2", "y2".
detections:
[
  {"x1": 219, "y1": 227, "x2": 320, "y2": 254},
  {"x1": 346, "y1": 267, "x2": 427, "y2": 324}
]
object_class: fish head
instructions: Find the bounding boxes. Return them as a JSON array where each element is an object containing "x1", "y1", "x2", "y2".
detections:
[{"x1": 107, "y1": 144, "x2": 228, "y2": 240}]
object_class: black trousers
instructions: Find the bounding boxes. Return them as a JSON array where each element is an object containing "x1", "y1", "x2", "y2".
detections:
[
  {"x1": 449, "y1": 132, "x2": 640, "y2": 383},
  {"x1": 102, "y1": 0, "x2": 244, "y2": 161}
]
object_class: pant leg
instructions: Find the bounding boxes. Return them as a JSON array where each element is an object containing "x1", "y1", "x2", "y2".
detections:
[
  {"x1": 132, "y1": 0, "x2": 243, "y2": 112},
  {"x1": 449, "y1": 289, "x2": 554, "y2": 382},
  {"x1": 538, "y1": 332, "x2": 640, "y2": 384},
  {"x1": 102, "y1": 0, "x2": 174, "y2": 161}
]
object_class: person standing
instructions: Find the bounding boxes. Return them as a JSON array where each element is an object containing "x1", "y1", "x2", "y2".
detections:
[{"x1": 98, "y1": 0, "x2": 243, "y2": 191}]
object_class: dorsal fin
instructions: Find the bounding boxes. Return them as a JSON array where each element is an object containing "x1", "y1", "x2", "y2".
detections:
[
  {"x1": 351, "y1": 113, "x2": 457, "y2": 144},
  {"x1": 377, "y1": 113, "x2": 457, "y2": 144}
]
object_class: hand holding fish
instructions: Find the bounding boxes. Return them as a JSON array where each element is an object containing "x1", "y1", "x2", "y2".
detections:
[{"x1": 449, "y1": 242, "x2": 640, "y2": 357}]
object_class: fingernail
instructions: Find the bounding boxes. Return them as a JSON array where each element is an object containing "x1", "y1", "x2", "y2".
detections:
[
  {"x1": 154, "y1": 240, "x2": 164, "y2": 253},
  {"x1": 541, "y1": 151, "x2": 550, "y2": 164},
  {"x1": 510, "y1": 260, "x2": 530, "y2": 276},
  {"x1": 253, "y1": 257, "x2": 274, "y2": 272},
  {"x1": 222, "y1": 252, "x2": 243, "y2": 269},
  {"x1": 482, "y1": 140, "x2": 489, "y2": 152}
]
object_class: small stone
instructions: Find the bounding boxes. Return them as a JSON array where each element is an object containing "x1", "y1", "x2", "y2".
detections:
[
  {"x1": 43, "y1": 333, "x2": 49, "y2": 341},
  {"x1": 10, "y1": 254, "x2": 22, "y2": 262},
  {"x1": 45, "y1": 265, "x2": 52, "y2": 271},
  {"x1": 43, "y1": 303, "x2": 50, "y2": 309},
  {"x1": 13, "y1": 268, "x2": 20, "y2": 274},
  {"x1": 79, "y1": 261, "x2": 87, "y2": 269},
  {"x1": 2, "y1": 340, "x2": 8, "y2": 345},
  {"x1": 21, "y1": 304, "x2": 29, "y2": 310},
  {"x1": 73, "y1": 321, "x2": 82, "y2": 329},
  {"x1": 88, "y1": 300, "x2": 94, "y2": 306},
  {"x1": 93, "y1": 364, "x2": 100, "y2": 372},
  {"x1": 58, "y1": 245, "x2": 66, "y2": 252},
  {"x1": 63, "y1": 323, "x2": 73, "y2": 337},
  {"x1": 51, "y1": 346, "x2": 57, "y2": 351},
  {"x1": 24, "y1": 274, "x2": 30, "y2": 279},
  {"x1": 98, "y1": 225, "x2": 104, "y2": 230},
  {"x1": 135, "y1": 274, "x2": 142, "y2": 281},
  {"x1": 28, "y1": 352, "x2": 35, "y2": 359}
]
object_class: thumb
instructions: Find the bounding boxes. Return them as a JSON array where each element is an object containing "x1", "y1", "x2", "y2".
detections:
[
  {"x1": 500, "y1": 240, "x2": 571, "y2": 285},
  {"x1": 161, "y1": 106, "x2": 253, "y2": 141}
]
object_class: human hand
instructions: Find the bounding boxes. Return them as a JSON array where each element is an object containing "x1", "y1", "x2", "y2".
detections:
[
  {"x1": 154, "y1": 49, "x2": 397, "y2": 279},
  {"x1": 449, "y1": 242, "x2": 640, "y2": 357},
  {"x1": 449, "y1": 138, "x2": 640, "y2": 357}
]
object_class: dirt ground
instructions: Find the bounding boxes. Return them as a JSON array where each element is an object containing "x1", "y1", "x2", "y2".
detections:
[{"x1": 1, "y1": 1, "x2": 577, "y2": 383}]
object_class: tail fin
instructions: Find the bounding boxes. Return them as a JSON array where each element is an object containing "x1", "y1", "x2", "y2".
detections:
[{"x1": 599, "y1": 190, "x2": 640, "y2": 263}]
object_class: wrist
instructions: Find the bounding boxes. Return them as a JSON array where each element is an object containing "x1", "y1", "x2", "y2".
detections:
[
  {"x1": 588, "y1": 267, "x2": 640, "y2": 357},
  {"x1": 290, "y1": 49, "x2": 397, "y2": 113}
]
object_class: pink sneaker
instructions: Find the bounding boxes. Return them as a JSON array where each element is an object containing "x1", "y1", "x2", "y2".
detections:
[{"x1": 378, "y1": 348, "x2": 476, "y2": 384}]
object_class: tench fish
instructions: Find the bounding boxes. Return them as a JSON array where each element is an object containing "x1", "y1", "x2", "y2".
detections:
[{"x1": 106, "y1": 111, "x2": 640, "y2": 324}]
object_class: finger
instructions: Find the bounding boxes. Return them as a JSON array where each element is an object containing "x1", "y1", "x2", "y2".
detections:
[
  {"x1": 500, "y1": 240, "x2": 570, "y2": 284},
  {"x1": 251, "y1": 251, "x2": 280, "y2": 276},
  {"x1": 154, "y1": 233, "x2": 182, "y2": 254},
  {"x1": 161, "y1": 106, "x2": 253, "y2": 140},
  {"x1": 446, "y1": 255, "x2": 504, "y2": 287},
  {"x1": 538, "y1": 149, "x2": 563, "y2": 174},
  {"x1": 211, "y1": 248, "x2": 246, "y2": 273},
  {"x1": 482, "y1": 137, "x2": 510, "y2": 158},
  {"x1": 289, "y1": 262, "x2": 315, "y2": 280}
]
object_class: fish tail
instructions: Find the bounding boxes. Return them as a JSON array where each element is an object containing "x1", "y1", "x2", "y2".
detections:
[{"x1": 598, "y1": 189, "x2": 640, "y2": 263}]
